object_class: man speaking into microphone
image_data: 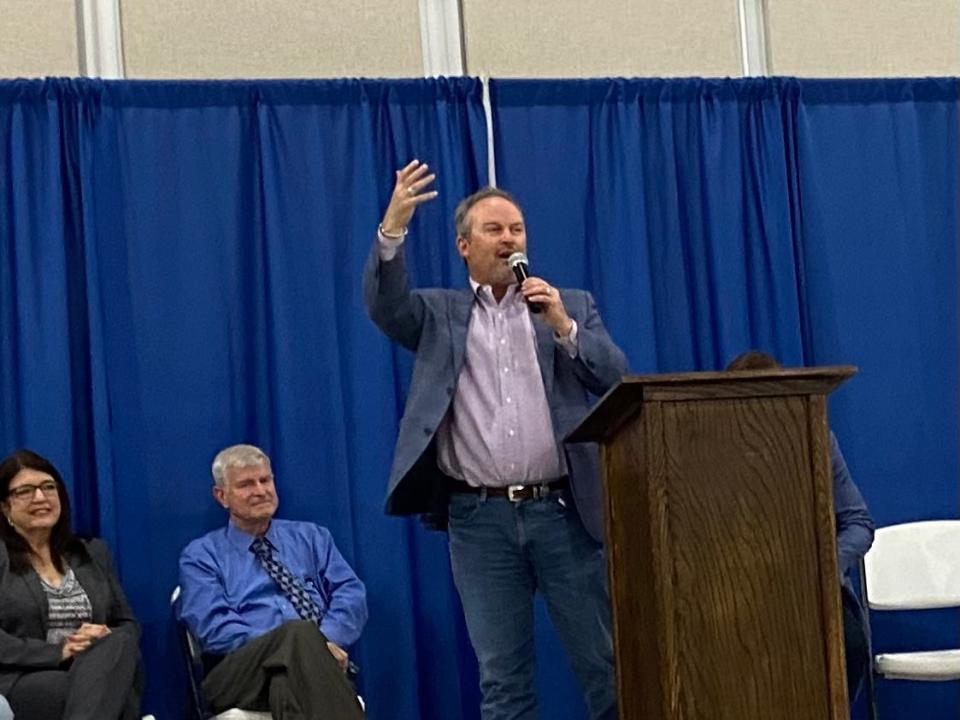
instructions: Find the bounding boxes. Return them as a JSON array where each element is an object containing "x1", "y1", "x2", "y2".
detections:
[{"x1": 364, "y1": 160, "x2": 627, "y2": 720}]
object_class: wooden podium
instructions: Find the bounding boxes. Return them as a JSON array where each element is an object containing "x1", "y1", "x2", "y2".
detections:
[{"x1": 567, "y1": 366, "x2": 856, "y2": 720}]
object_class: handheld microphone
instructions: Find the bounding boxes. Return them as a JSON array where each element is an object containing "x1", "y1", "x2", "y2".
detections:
[{"x1": 507, "y1": 252, "x2": 541, "y2": 313}]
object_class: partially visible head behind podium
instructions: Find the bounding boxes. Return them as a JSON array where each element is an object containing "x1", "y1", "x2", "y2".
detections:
[
  {"x1": 726, "y1": 350, "x2": 780, "y2": 371},
  {"x1": 726, "y1": 348, "x2": 877, "y2": 707}
]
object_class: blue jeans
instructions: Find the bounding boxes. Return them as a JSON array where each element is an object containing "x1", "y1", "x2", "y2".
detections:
[{"x1": 448, "y1": 488, "x2": 617, "y2": 720}]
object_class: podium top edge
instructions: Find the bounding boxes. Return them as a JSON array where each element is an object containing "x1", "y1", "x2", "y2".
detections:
[
  {"x1": 618, "y1": 365, "x2": 857, "y2": 386},
  {"x1": 565, "y1": 365, "x2": 857, "y2": 443}
]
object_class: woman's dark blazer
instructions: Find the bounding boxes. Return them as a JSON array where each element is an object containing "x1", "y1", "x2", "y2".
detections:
[{"x1": 0, "y1": 538, "x2": 140, "y2": 695}]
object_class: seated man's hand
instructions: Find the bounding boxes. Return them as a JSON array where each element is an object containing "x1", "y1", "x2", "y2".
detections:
[{"x1": 326, "y1": 640, "x2": 349, "y2": 672}]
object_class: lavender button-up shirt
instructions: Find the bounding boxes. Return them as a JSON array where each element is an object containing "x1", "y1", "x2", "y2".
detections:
[{"x1": 379, "y1": 234, "x2": 576, "y2": 487}]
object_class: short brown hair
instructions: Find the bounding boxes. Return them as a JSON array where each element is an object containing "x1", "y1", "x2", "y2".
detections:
[
  {"x1": 454, "y1": 187, "x2": 522, "y2": 239},
  {"x1": 725, "y1": 350, "x2": 781, "y2": 371}
]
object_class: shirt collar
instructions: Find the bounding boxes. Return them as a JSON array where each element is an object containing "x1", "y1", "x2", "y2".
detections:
[
  {"x1": 225, "y1": 518, "x2": 278, "y2": 553},
  {"x1": 469, "y1": 277, "x2": 521, "y2": 307}
]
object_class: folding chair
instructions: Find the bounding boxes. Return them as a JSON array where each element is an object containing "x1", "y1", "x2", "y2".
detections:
[
  {"x1": 860, "y1": 520, "x2": 960, "y2": 719},
  {"x1": 170, "y1": 586, "x2": 272, "y2": 720}
]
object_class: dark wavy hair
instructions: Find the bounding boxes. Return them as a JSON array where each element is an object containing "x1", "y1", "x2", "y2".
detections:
[{"x1": 0, "y1": 449, "x2": 79, "y2": 574}]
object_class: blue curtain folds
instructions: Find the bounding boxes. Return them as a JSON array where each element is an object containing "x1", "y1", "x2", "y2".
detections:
[
  {"x1": 492, "y1": 76, "x2": 959, "y2": 719},
  {"x1": 0, "y1": 77, "x2": 488, "y2": 720},
  {"x1": 0, "y1": 75, "x2": 957, "y2": 719}
]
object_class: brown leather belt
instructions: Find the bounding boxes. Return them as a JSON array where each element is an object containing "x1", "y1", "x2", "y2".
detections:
[{"x1": 447, "y1": 477, "x2": 569, "y2": 503}]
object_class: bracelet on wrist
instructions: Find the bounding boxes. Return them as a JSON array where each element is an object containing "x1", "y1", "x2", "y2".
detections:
[{"x1": 378, "y1": 224, "x2": 407, "y2": 240}]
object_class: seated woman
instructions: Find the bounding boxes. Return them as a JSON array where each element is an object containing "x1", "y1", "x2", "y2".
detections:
[{"x1": 0, "y1": 449, "x2": 142, "y2": 720}]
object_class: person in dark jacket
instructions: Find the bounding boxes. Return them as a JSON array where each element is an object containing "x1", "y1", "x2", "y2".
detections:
[
  {"x1": 726, "y1": 351, "x2": 876, "y2": 701},
  {"x1": 0, "y1": 449, "x2": 142, "y2": 720}
]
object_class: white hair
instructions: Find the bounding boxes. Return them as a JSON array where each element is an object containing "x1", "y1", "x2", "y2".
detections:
[{"x1": 211, "y1": 444, "x2": 271, "y2": 488}]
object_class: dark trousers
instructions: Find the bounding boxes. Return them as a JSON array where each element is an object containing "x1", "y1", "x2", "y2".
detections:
[
  {"x1": 7, "y1": 630, "x2": 141, "y2": 720},
  {"x1": 842, "y1": 588, "x2": 870, "y2": 704},
  {"x1": 203, "y1": 620, "x2": 364, "y2": 720}
]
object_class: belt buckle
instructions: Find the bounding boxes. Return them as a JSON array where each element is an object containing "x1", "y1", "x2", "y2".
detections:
[{"x1": 506, "y1": 484, "x2": 526, "y2": 502}]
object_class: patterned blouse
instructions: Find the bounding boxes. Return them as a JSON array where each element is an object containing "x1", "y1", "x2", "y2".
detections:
[{"x1": 40, "y1": 568, "x2": 93, "y2": 644}]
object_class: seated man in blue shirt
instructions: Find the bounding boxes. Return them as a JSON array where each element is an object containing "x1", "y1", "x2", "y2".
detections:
[
  {"x1": 726, "y1": 351, "x2": 876, "y2": 702},
  {"x1": 178, "y1": 444, "x2": 367, "y2": 719}
]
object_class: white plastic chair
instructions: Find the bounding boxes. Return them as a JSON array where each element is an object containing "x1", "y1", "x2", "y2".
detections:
[{"x1": 860, "y1": 520, "x2": 960, "y2": 719}]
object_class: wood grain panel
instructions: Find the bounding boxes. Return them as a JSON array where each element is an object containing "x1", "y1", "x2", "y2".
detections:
[
  {"x1": 605, "y1": 413, "x2": 664, "y2": 718},
  {"x1": 598, "y1": 370, "x2": 851, "y2": 719},
  {"x1": 807, "y1": 396, "x2": 849, "y2": 712},
  {"x1": 661, "y1": 396, "x2": 829, "y2": 717},
  {"x1": 568, "y1": 367, "x2": 855, "y2": 443}
]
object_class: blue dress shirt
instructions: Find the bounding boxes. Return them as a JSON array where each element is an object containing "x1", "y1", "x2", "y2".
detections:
[{"x1": 178, "y1": 518, "x2": 367, "y2": 655}]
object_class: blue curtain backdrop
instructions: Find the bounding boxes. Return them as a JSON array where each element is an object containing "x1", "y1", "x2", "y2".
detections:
[
  {"x1": 492, "y1": 76, "x2": 959, "y2": 719},
  {"x1": 0, "y1": 75, "x2": 958, "y2": 719},
  {"x1": 0, "y1": 77, "x2": 489, "y2": 720}
]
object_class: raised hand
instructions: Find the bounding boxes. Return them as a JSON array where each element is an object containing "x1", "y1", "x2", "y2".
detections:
[{"x1": 380, "y1": 159, "x2": 438, "y2": 236}]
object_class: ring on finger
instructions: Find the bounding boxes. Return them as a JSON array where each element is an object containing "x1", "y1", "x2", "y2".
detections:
[{"x1": 407, "y1": 187, "x2": 415, "y2": 197}]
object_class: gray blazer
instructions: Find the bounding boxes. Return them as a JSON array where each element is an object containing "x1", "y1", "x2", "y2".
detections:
[
  {"x1": 0, "y1": 538, "x2": 140, "y2": 696},
  {"x1": 364, "y1": 242, "x2": 628, "y2": 542}
]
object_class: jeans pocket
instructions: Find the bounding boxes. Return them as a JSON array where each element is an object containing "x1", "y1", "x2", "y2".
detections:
[
  {"x1": 548, "y1": 489, "x2": 572, "y2": 514},
  {"x1": 447, "y1": 493, "x2": 483, "y2": 524}
]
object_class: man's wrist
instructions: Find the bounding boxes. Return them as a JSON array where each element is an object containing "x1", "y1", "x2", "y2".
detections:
[
  {"x1": 378, "y1": 223, "x2": 407, "y2": 240},
  {"x1": 377, "y1": 224, "x2": 406, "y2": 261},
  {"x1": 554, "y1": 319, "x2": 579, "y2": 358},
  {"x1": 554, "y1": 318, "x2": 574, "y2": 338}
]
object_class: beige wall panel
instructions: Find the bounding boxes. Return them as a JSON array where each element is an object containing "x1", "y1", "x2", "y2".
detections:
[
  {"x1": 463, "y1": 0, "x2": 740, "y2": 78},
  {"x1": 768, "y1": 1, "x2": 960, "y2": 76},
  {"x1": 0, "y1": 0, "x2": 78, "y2": 77},
  {"x1": 122, "y1": 0, "x2": 423, "y2": 79}
]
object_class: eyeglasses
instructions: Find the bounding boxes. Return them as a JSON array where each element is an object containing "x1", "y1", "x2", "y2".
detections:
[{"x1": 7, "y1": 481, "x2": 58, "y2": 501}]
